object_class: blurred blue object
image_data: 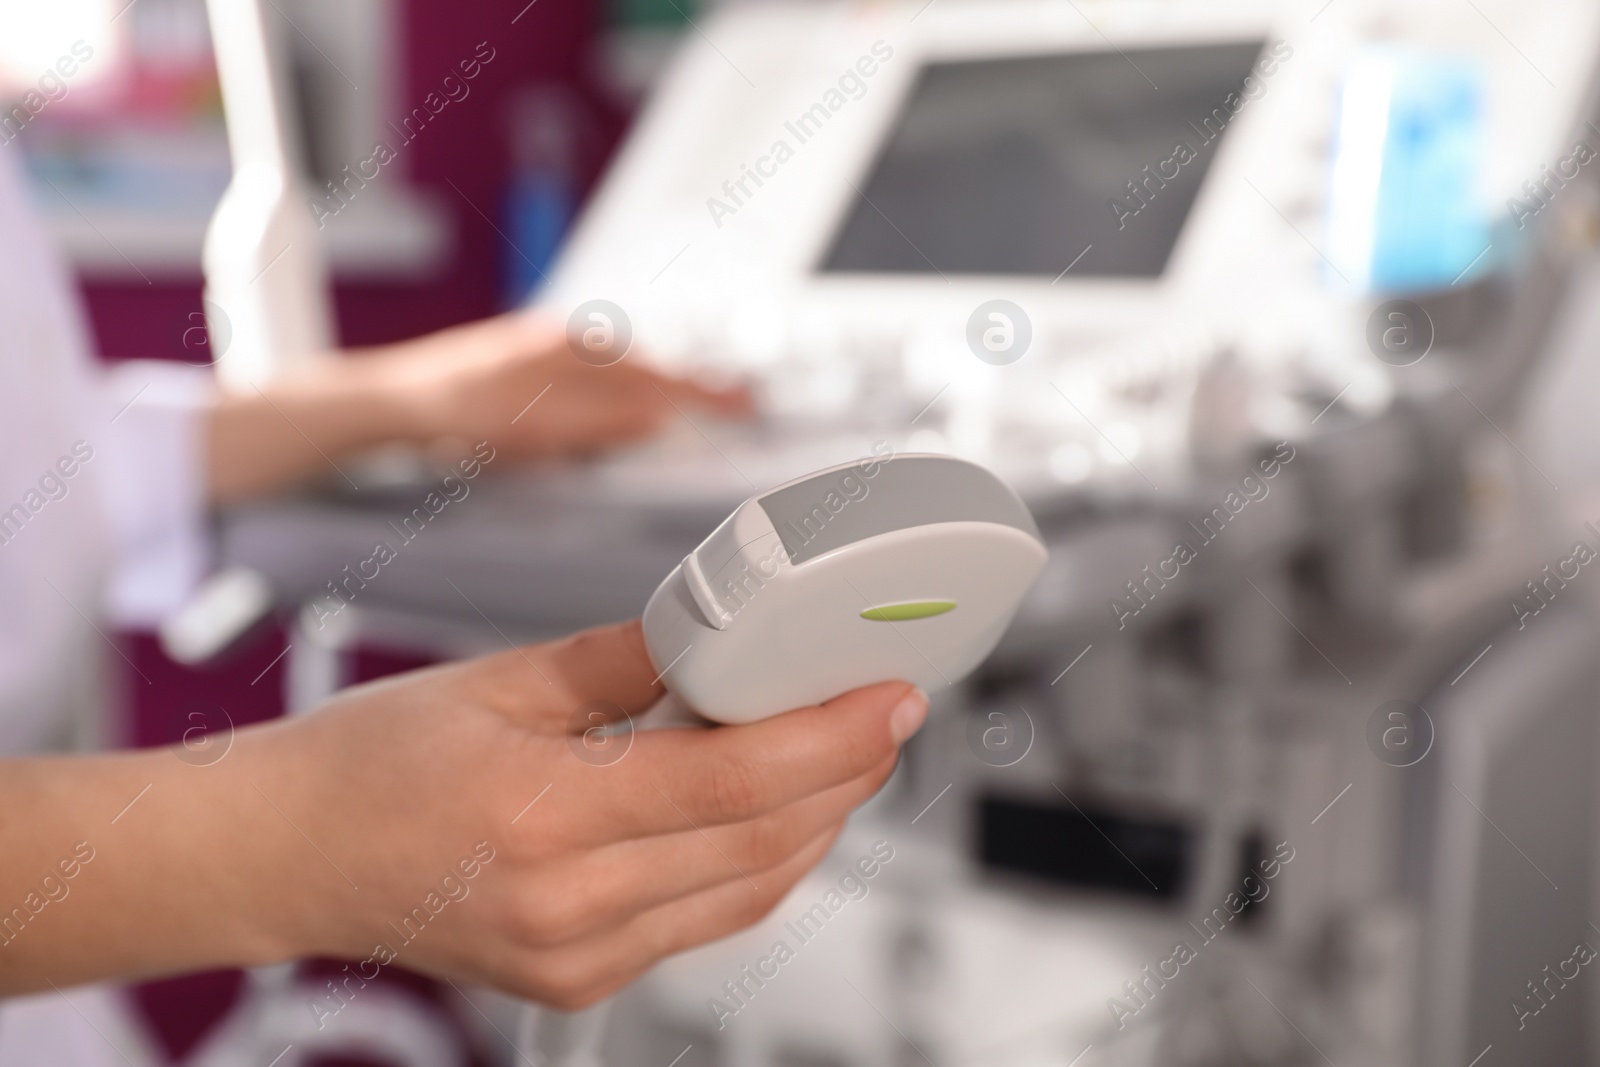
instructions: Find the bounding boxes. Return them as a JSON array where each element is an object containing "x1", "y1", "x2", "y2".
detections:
[
  {"x1": 1328, "y1": 48, "x2": 1490, "y2": 293},
  {"x1": 501, "y1": 85, "x2": 580, "y2": 308},
  {"x1": 502, "y1": 169, "x2": 573, "y2": 306}
]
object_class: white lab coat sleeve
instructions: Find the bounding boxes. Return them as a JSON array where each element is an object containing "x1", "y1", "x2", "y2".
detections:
[{"x1": 93, "y1": 359, "x2": 216, "y2": 627}]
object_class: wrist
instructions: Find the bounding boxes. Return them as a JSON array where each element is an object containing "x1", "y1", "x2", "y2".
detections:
[
  {"x1": 341, "y1": 344, "x2": 467, "y2": 449},
  {"x1": 317, "y1": 354, "x2": 439, "y2": 453},
  {"x1": 121, "y1": 723, "x2": 358, "y2": 970},
  {"x1": 143, "y1": 733, "x2": 325, "y2": 967},
  {"x1": 216, "y1": 718, "x2": 371, "y2": 963},
  {"x1": 208, "y1": 354, "x2": 433, "y2": 503},
  {"x1": 0, "y1": 741, "x2": 326, "y2": 989}
]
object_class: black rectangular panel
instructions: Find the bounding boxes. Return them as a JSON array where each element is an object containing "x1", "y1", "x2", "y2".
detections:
[
  {"x1": 978, "y1": 793, "x2": 1195, "y2": 900},
  {"x1": 821, "y1": 42, "x2": 1266, "y2": 277}
]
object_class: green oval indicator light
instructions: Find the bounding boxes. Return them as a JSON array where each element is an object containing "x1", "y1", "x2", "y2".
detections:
[{"x1": 860, "y1": 600, "x2": 957, "y2": 622}]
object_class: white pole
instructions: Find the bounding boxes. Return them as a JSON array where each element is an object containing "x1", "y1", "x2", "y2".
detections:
[{"x1": 203, "y1": 0, "x2": 336, "y2": 390}]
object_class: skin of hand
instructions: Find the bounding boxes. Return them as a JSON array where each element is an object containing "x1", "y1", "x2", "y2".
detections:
[
  {"x1": 207, "y1": 314, "x2": 753, "y2": 504},
  {"x1": 0, "y1": 620, "x2": 927, "y2": 1008}
]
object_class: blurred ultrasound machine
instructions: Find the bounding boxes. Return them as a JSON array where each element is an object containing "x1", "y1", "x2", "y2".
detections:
[{"x1": 199, "y1": 0, "x2": 1600, "y2": 1064}]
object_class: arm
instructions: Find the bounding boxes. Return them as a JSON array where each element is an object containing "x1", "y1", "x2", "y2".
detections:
[
  {"x1": 0, "y1": 621, "x2": 926, "y2": 1004},
  {"x1": 207, "y1": 314, "x2": 752, "y2": 504}
]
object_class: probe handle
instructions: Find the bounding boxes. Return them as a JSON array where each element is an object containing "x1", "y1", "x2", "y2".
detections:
[{"x1": 516, "y1": 1000, "x2": 611, "y2": 1067}]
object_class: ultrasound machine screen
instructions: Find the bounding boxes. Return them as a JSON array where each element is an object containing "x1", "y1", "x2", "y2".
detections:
[{"x1": 821, "y1": 41, "x2": 1266, "y2": 277}]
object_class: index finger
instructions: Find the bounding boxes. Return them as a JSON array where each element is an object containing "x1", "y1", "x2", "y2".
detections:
[
  {"x1": 561, "y1": 680, "x2": 927, "y2": 842},
  {"x1": 475, "y1": 620, "x2": 665, "y2": 732}
]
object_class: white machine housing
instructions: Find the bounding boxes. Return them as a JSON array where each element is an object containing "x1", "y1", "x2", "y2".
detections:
[
  {"x1": 641, "y1": 454, "x2": 1047, "y2": 723},
  {"x1": 544, "y1": 0, "x2": 1600, "y2": 380}
]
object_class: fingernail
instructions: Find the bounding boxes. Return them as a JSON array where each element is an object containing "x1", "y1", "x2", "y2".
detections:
[{"x1": 889, "y1": 688, "x2": 929, "y2": 744}]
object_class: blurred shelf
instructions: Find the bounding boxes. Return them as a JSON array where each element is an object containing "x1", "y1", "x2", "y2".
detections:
[{"x1": 39, "y1": 183, "x2": 452, "y2": 281}]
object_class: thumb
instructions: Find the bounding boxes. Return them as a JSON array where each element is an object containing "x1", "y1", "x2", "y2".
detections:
[{"x1": 485, "y1": 619, "x2": 666, "y2": 732}]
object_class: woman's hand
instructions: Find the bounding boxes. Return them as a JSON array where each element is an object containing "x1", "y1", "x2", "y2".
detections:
[
  {"x1": 0, "y1": 620, "x2": 926, "y2": 1007},
  {"x1": 269, "y1": 618, "x2": 919, "y2": 1008},
  {"x1": 207, "y1": 313, "x2": 753, "y2": 503},
  {"x1": 369, "y1": 313, "x2": 752, "y2": 462}
]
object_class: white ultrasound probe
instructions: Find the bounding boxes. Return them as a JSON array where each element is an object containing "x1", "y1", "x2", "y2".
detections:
[
  {"x1": 643, "y1": 453, "x2": 1048, "y2": 721},
  {"x1": 522, "y1": 454, "x2": 1047, "y2": 1064}
]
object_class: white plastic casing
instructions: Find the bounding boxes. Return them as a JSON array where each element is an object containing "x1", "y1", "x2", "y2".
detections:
[{"x1": 642, "y1": 454, "x2": 1047, "y2": 724}]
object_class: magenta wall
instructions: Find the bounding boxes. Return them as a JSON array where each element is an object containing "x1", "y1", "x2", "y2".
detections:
[{"x1": 84, "y1": 0, "x2": 626, "y2": 360}]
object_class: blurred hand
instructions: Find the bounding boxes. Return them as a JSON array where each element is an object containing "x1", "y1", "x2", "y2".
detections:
[
  {"x1": 240, "y1": 620, "x2": 924, "y2": 1008},
  {"x1": 365, "y1": 313, "x2": 754, "y2": 462},
  {"x1": 208, "y1": 313, "x2": 754, "y2": 502}
]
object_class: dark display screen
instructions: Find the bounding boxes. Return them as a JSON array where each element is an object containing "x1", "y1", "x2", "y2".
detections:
[{"x1": 821, "y1": 41, "x2": 1267, "y2": 277}]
